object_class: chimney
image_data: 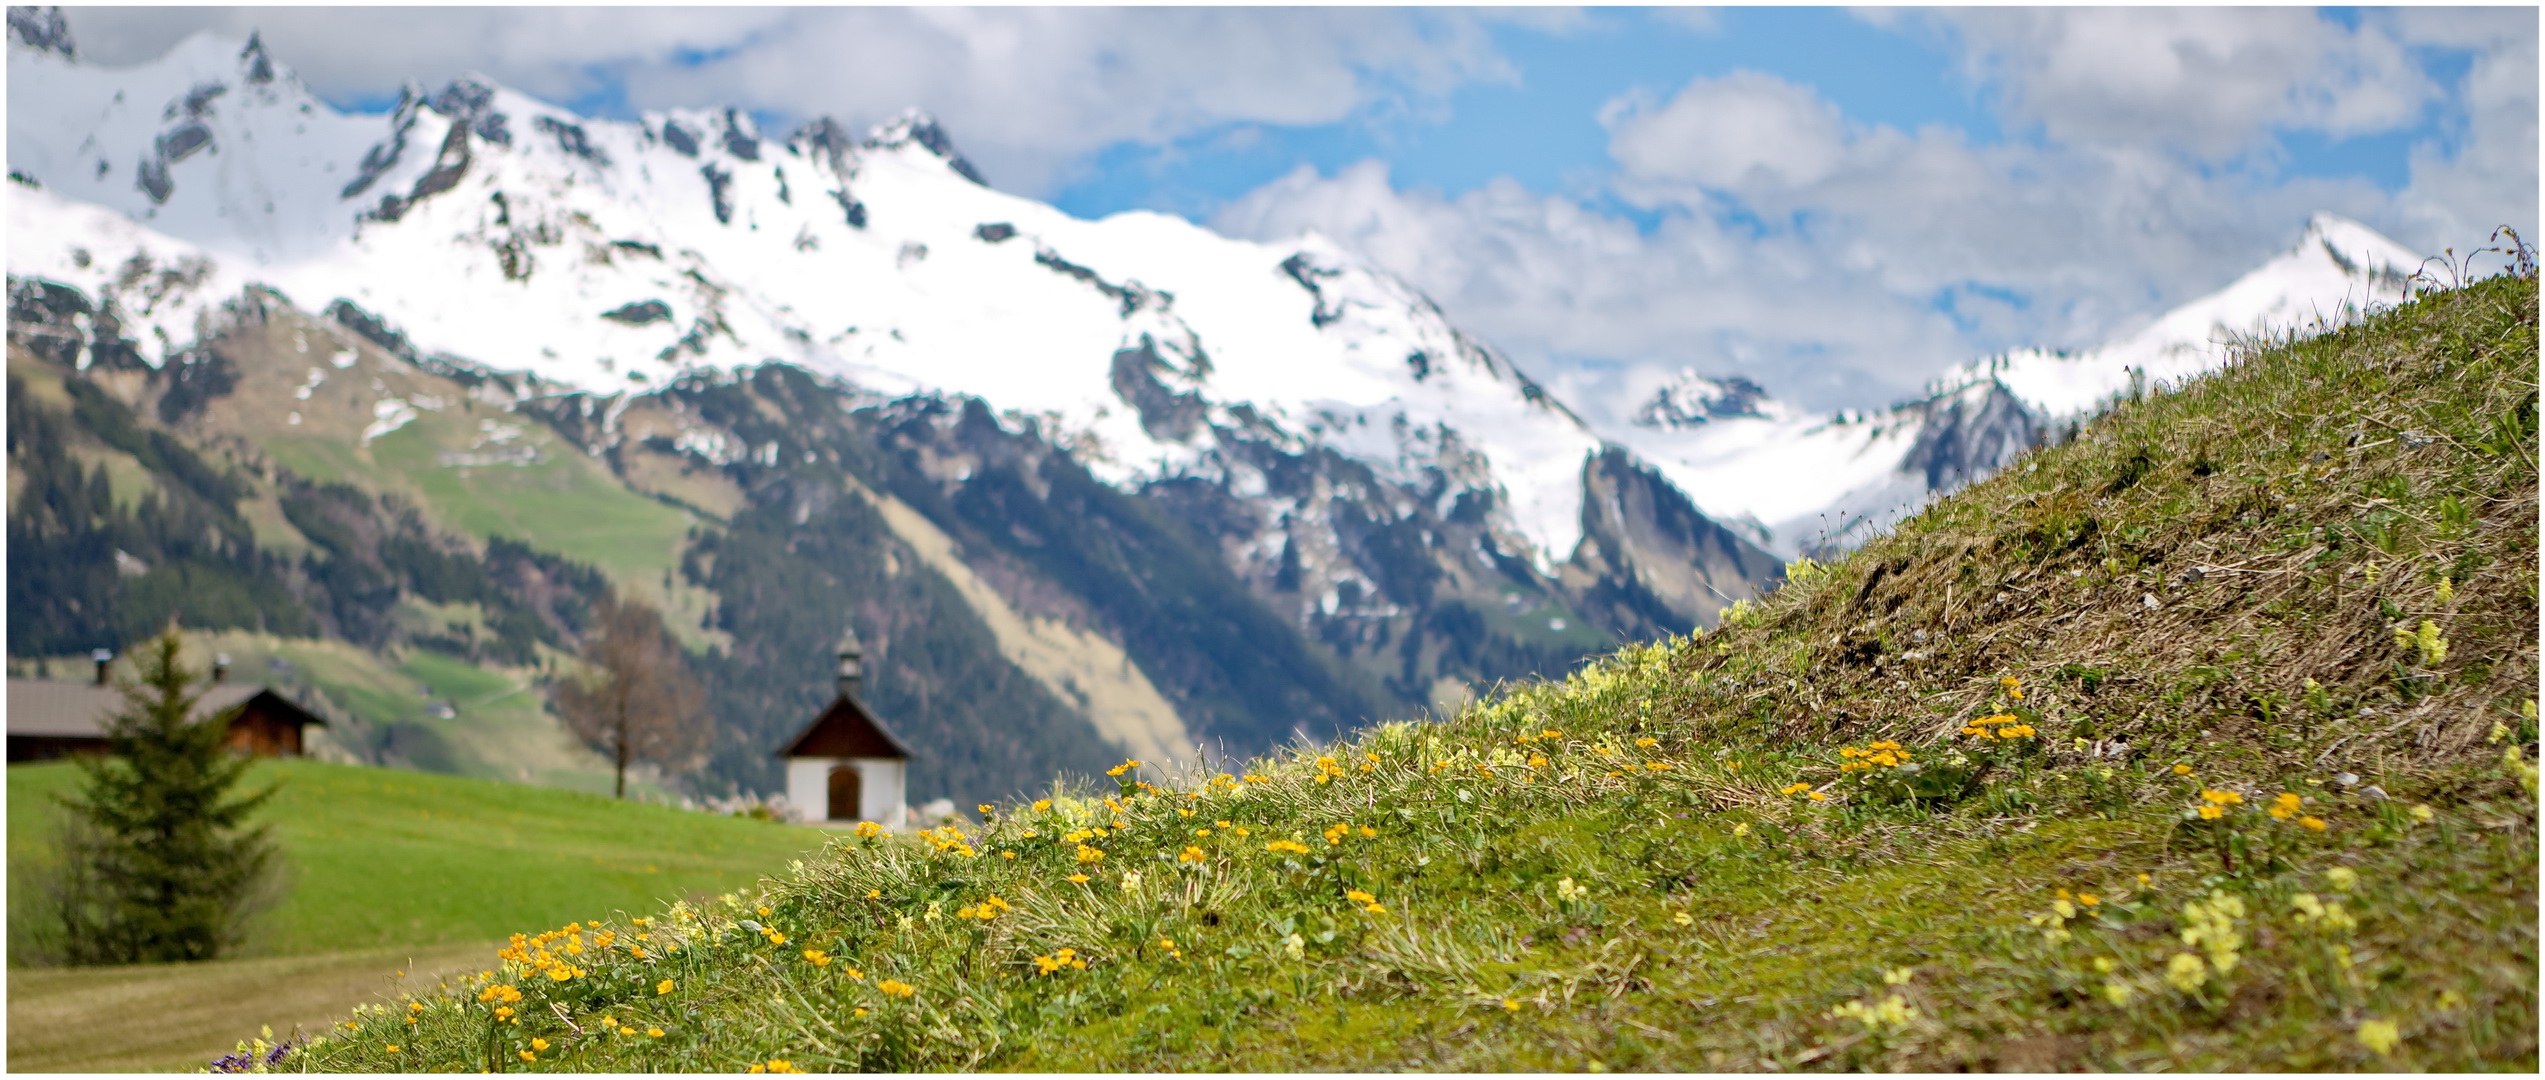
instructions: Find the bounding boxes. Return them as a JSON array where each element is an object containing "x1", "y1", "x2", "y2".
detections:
[
  {"x1": 213, "y1": 653, "x2": 231, "y2": 684},
  {"x1": 836, "y1": 629, "x2": 863, "y2": 699},
  {"x1": 92, "y1": 648, "x2": 112, "y2": 686}
]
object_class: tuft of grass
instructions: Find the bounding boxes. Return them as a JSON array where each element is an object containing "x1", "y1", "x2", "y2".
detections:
[{"x1": 294, "y1": 277, "x2": 2535, "y2": 1071}]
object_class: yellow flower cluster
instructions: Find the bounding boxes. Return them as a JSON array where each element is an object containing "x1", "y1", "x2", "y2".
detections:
[
  {"x1": 2027, "y1": 886, "x2": 2101, "y2": 944},
  {"x1": 1075, "y1": 844, "x2": 1107, "y2": 864},
  {"x1": 2196, "y1": 789, "x2": 2244, "y2": 820},
  {"x1": 1178, "y1": 845, "x2": 1207, "y2": 863},
  {"x1": 1779, "y1": 781, "x2": 1828, "y2": 801},
  {"x1": 1031, "y1": 948, "x2": 1087, "y2": 975},
  {"x1": 953, "y1": 895, "x2": 1012, "y2": 922},
  {"x1": 1264, "y1": 838, "x2": 1313, "y2": 855},
  {"x1": 916, "y1": 827, "x2": 978, "y2": 858},
  {"x1": 852, "y1": 821, "x2": 886, "y2": 839},
  {"x1": 475, "y1": 982, "x2": 525, "y2": 1023},
  {"x1": 2264, "y1": 792, "x2": 2327, "y2": 828},
  {"x1": 1961, "y1": 714, "x2": 2036, "y2": 739},
  {"x1": 747, "y1": 1058, "x2": 799, "y2": 1073},
  {"x1": 2167, "y1": 890, "x2": 2247, "y2": 992},
  {"x1": 1829, "y1": 993, "x2": 1916, "y2": 1033},
  {"x1": 2394, "y1": 619, "x2": 2448, "y2": 666},
  {"x1": 497, "y1": 924, "x2": 601, "y2": 984},
  {"x1": 1314, "y1": 755, "x2": 1346, "y2": 784},
  {"x1": 1106, "y1": 758, "x2": 1144, "y2": 778},
  {"x1": 1343, "y1": 888, "x2": 1387, "y2": 914},
  {"x1": 2000, "y1": 676, "x2": 2025, "y2": 700},
  {"x1": 2290, "y1": 892, "x2": 2358, "y2": 931},
  {"x1": 1836, "y1": 741, "x2": 1911, "y2": 773},
  {"x1": 877, "y1": 979, "x2": 917, "y2": 998}
]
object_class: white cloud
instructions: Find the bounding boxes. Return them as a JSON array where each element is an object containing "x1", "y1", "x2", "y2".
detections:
[
  {"x1": 1213, "y1": 159, "x2": 1986, "y2": 420},
  {"x1": 2389, "y1": 7, "x2": 2540, "y2": 266},
  {"x1": 1218, "y1": 64, "x2": 2419, "y2": 418},
  {"x1": 56, "y1": 6, "x2": 1516, "y2": 196},
  {"x1": 1925, "y1": 8, "x2": 2438, "y2": 159},
  {"x1": 1218, "y1": 11, "x2": 2528, "y2": 422},
  {"x1": 1603, "y1": 70, "x2": 1851, "y2": 191}
]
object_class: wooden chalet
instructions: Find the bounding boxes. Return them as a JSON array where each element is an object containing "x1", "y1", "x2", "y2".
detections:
[
  {"x1": 6, "y1": 652, "x2": 328, "y2": 764},
  {"x1": 777, "y1": 633, "x2": 912, "y2": 828}
]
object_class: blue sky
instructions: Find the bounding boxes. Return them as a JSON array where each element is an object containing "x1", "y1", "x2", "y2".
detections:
[{"x1": 58, "y1": 7, "x2": 2540, "y2": 416}]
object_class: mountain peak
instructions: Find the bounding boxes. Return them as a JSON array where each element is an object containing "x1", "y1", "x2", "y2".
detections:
[
  {"x1": 6, "y1": 5, "x2": 73, "y2": 60},
  {"x1": 1630, "y1": 370, "x2": 1780, "y2": 429},
  {"x1": 865, "y1": 109, "x2": 987, "y2": 187}
]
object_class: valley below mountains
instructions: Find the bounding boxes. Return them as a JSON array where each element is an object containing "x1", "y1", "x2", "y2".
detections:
[{"x1": 1, "y1": 14, "x2": 2430, "y2": 806}]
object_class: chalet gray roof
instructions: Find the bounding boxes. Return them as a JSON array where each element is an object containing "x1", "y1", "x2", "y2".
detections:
[{"x1": 5, "y1": 680, "x2": 313, "y2": 738}]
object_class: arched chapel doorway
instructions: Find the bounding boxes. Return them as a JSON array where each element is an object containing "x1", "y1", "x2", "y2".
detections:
[{"x1": 828, "y1": 765, "x2": 862, "y2": 822}]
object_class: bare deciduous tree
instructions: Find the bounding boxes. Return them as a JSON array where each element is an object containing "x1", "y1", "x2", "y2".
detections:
[{"x1": 551, "y1": 593, "x2": 708, "y2": 798}]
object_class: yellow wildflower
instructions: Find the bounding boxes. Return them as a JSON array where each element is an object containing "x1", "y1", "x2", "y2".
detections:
[
  {"x1": 520, "y1": 1050, "x2": 537, "y2": 1063},
  {"x1": 658, "y1": 979, "x2": 676, "y2": 995},
  {"x1": 531, "y1": 1038, "x2": 551, "y2": 1052},
  {"x1": 878, "y1": 979, "x2": 917, "y2": 998},
  {"x1": 1067, "y1": 873, "x2": 1090, "y2": 884},
  {"x1": 2269, "y1": 792, "x2": 2302, "y2": 820},
  {"x1": 2164, "y1": 952, "x2": 2207, "y2": 992},
  {"x1": 648, "y1": 1028, "x2": 665, "y2": 1038},
  {"x1": 2356, "y1": 1018, "x2": 2402, "y2": 1056},
  {"x1": 2299, "y1": 816, "x2": 2328, "y2": 831},
  {"x1": 1179, "y1": 845, "x2": 1207, "y2": 863}
]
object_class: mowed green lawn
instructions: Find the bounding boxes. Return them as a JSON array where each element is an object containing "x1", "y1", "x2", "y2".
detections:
[
  {"x1": 9, "y1": 759, "x2": 832, "y2": 955},
  {"x1": 8, "y1": 758, "x2": 835, "y2": 1071}
]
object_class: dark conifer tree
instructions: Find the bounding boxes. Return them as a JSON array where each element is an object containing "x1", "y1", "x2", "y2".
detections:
[{"x1": 55, "y1": 625, "x2": 282, "y2": 964}]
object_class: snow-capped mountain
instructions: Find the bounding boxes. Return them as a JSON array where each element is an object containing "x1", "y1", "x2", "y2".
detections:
[
  {"x1": 7, "y1": 19, "x2": 1789, "y2": 771},
  {"x1": 4, "y1": 28, "x2": 1615, "y2": 576},
  {"x1": 1604, "y1": 213, "x2": 2423, "y2": 558},
  {"x1": 5, "y1": 18, "x2": 2427, "y2": 613}
]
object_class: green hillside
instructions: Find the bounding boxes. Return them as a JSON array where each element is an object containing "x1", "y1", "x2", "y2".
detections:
[
  {"x1": 8, "y1": 758, "x2": 831, "y2": 960},
  {"x1": 284, "y1": 275, "x2": 2542, "y2": 1070}
]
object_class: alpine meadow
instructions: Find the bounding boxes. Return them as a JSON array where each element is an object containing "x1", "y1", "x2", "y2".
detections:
[
  {"x1": 291, "y1": 270, "x2": 2536, "y2": 1072},
  {"x1": 5, "y1": 7, "x2": 2536, "y2": 1074}
]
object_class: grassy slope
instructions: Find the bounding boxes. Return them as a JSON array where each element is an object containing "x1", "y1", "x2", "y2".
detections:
[
  {"x1": 8, "y1": 759, "x2": 831, "y2": 959},
  {"x1": 301, "y1": 277, "x2": 2536, "y2": 1072}
]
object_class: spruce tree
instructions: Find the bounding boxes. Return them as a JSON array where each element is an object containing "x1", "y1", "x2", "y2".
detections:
[{"x1": 55, "y1": 625, "x2": 282, "y2": 964}]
